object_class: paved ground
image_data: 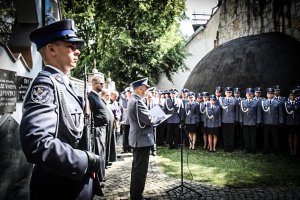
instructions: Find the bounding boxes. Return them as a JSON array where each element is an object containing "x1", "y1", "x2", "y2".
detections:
[{"x1": 94, "y1": 137, "x2": 300, "y2": 200}]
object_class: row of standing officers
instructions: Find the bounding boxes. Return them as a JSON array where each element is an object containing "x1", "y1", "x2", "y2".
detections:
[{"x1": 120, "y1": 85, "x2": 300, "y2": 156}]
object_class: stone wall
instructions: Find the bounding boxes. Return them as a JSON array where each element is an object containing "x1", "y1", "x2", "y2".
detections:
[{"x1": 218, "y1": 0, "x2": 300, "y2": 45}]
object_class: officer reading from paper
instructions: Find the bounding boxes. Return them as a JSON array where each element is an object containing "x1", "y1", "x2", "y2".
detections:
[
  {"x1": 20, "y1": 19, "x2": 102, "y2": 200},
  {"x1": 128, "y1": 78, "x2": 157, "y2": 200}
]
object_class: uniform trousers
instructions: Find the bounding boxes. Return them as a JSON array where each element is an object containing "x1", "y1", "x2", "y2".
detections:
[
  {"x1": 130, "y1": 146, "x2": 151, "y2": 200},
  {"x1": 122, "y1": 124, "x2": 131, "y2": 152},
  {"x1": 222, "y1": 123, "x2": 235, "y2": 152},
  {"x1": 156, "y1": 123, "x2": 167, "y2": 146},
  {"x1": 264, "y1": 125, "x2": 279, "y2": 154},
  {"x1": 234, "y1": 122, "x2": 244, "y2": 149},
  {"x1": 167, "y1": 123, "x2": 180, "y2": 149},
  {"x1": 243, "y1": 125, "x2": 257, "y2": 153}
]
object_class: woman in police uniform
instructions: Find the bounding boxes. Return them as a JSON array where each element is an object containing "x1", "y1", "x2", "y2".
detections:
[{"x1": 182, "y1": 92, "x2": 199, "y2": 150}]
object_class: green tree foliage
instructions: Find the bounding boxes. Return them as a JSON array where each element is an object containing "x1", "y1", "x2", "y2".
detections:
[
  {"x1": 61, "y1": 0, "x2": 188, "y2": 89},
  {"x1": 0, "y1": 0, "x2": 15, "y2": 44}
]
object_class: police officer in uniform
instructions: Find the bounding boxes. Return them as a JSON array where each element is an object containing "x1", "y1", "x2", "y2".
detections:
[
  {"x1": 219, "y1": 87, "x2": 239, "y2": 152},
  {"x1": 20, "y1": 19, "x2": 102, "y2": 200},
  {"x1": 156, "y1": 90, "x2": 168, "y2": 146},
  {"x1": 240, "y1": 88, "x2": 262, "y2": 154},
  {"x1": 253, "y1": 87, "x2": 264, "y2": 151},
  {"x1": 127, "y1": 78, "x2": 155, "y2": 200},
  {"x1": 273, "y1": 85, "x2": 286, "y2": 103},
  {"x1": 164, "y1": 88, "x2": 182, "y2": 149},
  {"x1": 182, "y1": 92, "x2": 199, "y2": 149},
  {"x1": 181, "y1": 88, "x2": 189, "y2": 106},
  {"x1": 254, "y1": 87, "x2": 264, "y2": 101},
  {"x1": 204, "y1": 95, "x2": 221, "y2": 152},
  {"x1": 215, "y1": 86, "x2": 223, "y2": 147},
  {"x1": 262, "y1": 88, "x2": 284, "y2": 155},
  {"x1": 200, "y1": 92, "x2": 210, "y2": 149},
  {"x1": 233, "y1": 87, "x2": 244, "y2": 148},
  {"x1": 120, "y1": 87, "x2": 133, "y2": 153},
  {"x1": 284, "y1": 90, "x2": 300, "y2": 155},
  {"x1": 273, "y1": 85, "x2": 288, "y2": 153}
]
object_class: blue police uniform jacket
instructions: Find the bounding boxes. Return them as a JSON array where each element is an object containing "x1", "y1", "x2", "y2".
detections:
[
  {"x1": 284, "y1": 99, "x2": 300, "y2": 126},
  {"x1": 234, "y1": 97, "x2": 244, "y2": 122},
  {"x1": 128, "y1": 93, "x2": 155, "y2": 148},
  {"x1": 239, "y1": 99, "x2": 262, "y2": 126},
  {"x1": 274, "y1": 96, "x2": 286, "y2": 104},
  {"x1": 20, "y1": 66, "x2": 93, "y2": 200},
  {"x1": 261, "y1": 98, "x2": 284, "y2": 125},
  {"x1": 164, "y1": 98, "x2": 182, "y2": 123},
  {"x1": 182, "y1": 101, "x2": 200, "y2": 125},
  {"x1": 219, "y1": 97, "x2": 239, "y2": 123},
  {"x1": 199, "y1": 101, "x2": 208, "y2": 122},
  {"x1": 204, "y1": 104, "x2": 221, "y2": 128}
]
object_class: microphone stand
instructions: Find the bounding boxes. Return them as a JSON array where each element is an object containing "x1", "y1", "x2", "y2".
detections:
[{"x1": 166, "y1": 99, "x2": 201, "y2": 199}]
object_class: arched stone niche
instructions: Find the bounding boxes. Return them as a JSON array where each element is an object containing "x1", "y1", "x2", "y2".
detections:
[{"x1": 184, "y1": 32, "x2": 300, "y2": 97}]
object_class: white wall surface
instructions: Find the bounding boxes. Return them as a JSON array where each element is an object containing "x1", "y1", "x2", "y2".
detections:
[{"x1": 156, "y1": 8, "x2": 220, "y2": 91}]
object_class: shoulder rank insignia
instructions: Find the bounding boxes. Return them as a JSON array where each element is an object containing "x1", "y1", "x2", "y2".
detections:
[
  {"x1": 31, "y1": 84, "x2": 50, "y2": 103},
  {"x1": 54, "y1": 74, "x2": 64, "y2": 84}
]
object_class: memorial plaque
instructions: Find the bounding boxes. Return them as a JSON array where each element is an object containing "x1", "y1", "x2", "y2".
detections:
[
  {"x1": 17, "y1": 76, "x2": 32, "y2": 102},
  {"x1": 0, "y1": 69, "x2": 17, "y2": 113}
]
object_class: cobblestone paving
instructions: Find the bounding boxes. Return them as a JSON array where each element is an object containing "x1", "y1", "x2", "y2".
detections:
[{"x1": 94, "y1": 152, "x2": 300, "y2": 200}]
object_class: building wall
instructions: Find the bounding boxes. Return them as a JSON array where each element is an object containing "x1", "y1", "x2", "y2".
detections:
[
  {"x1": 157, "y1": 0, "x2": 300, "y2": 92},
  {"x1": 156, "y1": 8, "x2": 220, "y2": 90},
  {"x1": 218, "y1": 0, "x2": 300, "y2": 44}
]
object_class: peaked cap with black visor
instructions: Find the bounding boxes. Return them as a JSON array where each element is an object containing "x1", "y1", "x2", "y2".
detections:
[{"x1": 29, "y1": 19, "x2": 85, "y2": 49}]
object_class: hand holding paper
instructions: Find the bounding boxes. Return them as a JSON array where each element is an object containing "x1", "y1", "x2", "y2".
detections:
[{"x1": 149, "y1": 105, "x2": 171, "y2": 127}]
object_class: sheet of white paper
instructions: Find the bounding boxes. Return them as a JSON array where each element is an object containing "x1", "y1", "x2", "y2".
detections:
[
  {"x1": 149, "y1": 105, "x2": 171, "y2": 127},
  {"x1": 149, "y1": 105, "x2": 165, "y2": 117}
]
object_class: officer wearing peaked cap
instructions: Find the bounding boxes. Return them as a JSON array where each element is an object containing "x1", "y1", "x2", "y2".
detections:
[
  {"x1": 262, "y1": 88, "x2": 284, "y2": 155},
  {"x1": 127, "y1": 77, "x2": 155, "y2": 200},
  {"x1": 204, "y1": 95, "x2": 221, "y2": 152},
  {"x1": 164, "y1": 88, "x2": 182, "y2": 149},
  {"x1": 273, "y1": 85, "x2": 286, "y2": 104},
  {"x1": 219, "y1": 87, "x2": 239, "y2": 152},
  {"x1": 200, "y1": 92, "x2": 210, "y2": 149},
  {"x1": 182, "y1": 92, "x2": 199, "y2": 150},
  {"x1": 254, "y1": 87, "x2": 264, "y2": 101},
  {"x1": 120, "y1": 87, "x2": 133, "y2": 153},
  {"x1": 214, "y1": 86, "x2": 223, "y2": 147},
  {"x1": 284, "y1": 90, "x2": 300, "y2": 155},
  {"x1": 215, "y1": 86, "x2": 222, "y2": 105},
  {"x1": 156, "y1": 89, "x2": 168, "y2": 147},
  {"x1": 253, "y1": 87, "x2": 264, "y2": 150},
  {"x1": 240, "y1": 88, "x2": 261, "y2": 154},
  {"x1": 181, "y1": 88, "x2": 189, "y2": 106},
  {"x1": 20, "y1": 19, "x2": 101, "y2": 200},
  {"x1": 233, "y1": 87, "x2": 244, "y2": 149}
]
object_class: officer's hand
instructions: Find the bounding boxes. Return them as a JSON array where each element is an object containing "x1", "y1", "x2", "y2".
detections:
[{"x1": 85, "y1": 151, "x2": 101, "y2": 178}]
